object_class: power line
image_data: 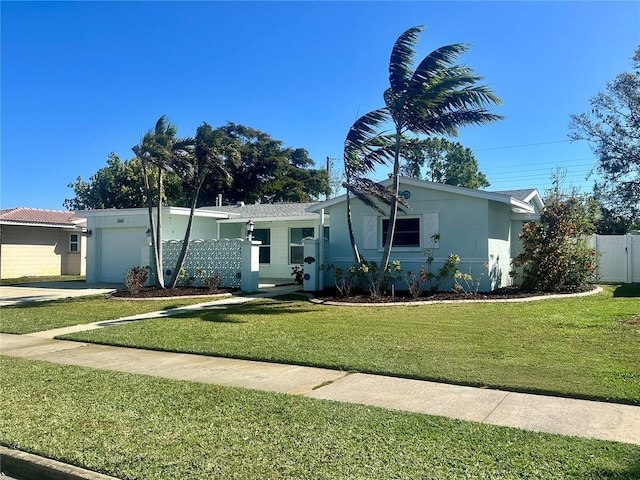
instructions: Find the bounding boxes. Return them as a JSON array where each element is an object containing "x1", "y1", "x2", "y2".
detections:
[{"x1": 474, "y1": 139, "x2": 575, "y2": 152}]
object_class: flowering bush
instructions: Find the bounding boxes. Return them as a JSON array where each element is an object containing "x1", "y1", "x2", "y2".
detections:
[{"x1": 358, "y1": 260, "x2": 402, "y2": 298}]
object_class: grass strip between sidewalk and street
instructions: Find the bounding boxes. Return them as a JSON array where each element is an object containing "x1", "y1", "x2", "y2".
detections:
[
  {"x1": 2, "y1": 356, "x2": 639, "y2": 480},
  {"x1": 58, "y1": 287, "x2": 640, "y2": 405}
]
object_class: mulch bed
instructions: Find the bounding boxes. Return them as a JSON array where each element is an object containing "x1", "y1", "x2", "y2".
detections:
[
  {"x1": 310, "y1": 285, "x2": 597, "y2": 304},
  {"x1": 111, "y1": 285, "x2": 597, "y2": 303},
  {"x1": 111, "y1": 286, "x2": 237, "y2": 299}
]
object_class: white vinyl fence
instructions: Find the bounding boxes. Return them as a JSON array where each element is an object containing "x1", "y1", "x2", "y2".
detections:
[{"x1": 589, "y1": 234, "x2": 640, "y2": 283}]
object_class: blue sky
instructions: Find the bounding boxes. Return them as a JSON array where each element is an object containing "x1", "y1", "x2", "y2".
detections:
[{"x1": 2, "y1": 1, "x2": 639, "y2": 211}]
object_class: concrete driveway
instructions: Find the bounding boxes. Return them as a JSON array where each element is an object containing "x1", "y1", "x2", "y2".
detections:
[{"x1": 0, "y1": 282, "x2": 121, "y2": 306}]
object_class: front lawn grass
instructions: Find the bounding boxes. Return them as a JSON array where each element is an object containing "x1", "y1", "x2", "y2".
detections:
[
  {"x1": 61, "y1": 287, "x2": 640, "y2": 405},
  {"x1": 2, "y1": 356, "x2": 638, "y2": 480},
  {"x1": 0, "y1": 295, "x2": 231, "y2": 334},
  {"x1": 0, "y1": 275, "x2": 86, "y2": 285}
]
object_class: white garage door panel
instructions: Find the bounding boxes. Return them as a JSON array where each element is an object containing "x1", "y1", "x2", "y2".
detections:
[{"x1": 100, "y1": 228, "x2": 148, "y2": 283}]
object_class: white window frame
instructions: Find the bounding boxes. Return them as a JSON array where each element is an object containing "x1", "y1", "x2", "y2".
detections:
[{"x1": 363, "y1": 213, "x2": 439, "y2": 251}]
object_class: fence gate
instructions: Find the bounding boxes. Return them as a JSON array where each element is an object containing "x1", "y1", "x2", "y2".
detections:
[{"x1": 591, "y1": 234, "x2": 640, "y2": 283}]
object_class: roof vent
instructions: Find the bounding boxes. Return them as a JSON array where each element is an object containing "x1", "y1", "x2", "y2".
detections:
[{"x1": 236, "y1": 201, "x2": 245, "y2": 207}]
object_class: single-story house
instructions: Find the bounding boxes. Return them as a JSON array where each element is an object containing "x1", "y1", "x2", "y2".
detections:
[
  {"x1": 0, "y1": 208, "x2": 87, "y2": 279},
  {"x1": 309, "y1": 177, "x2": 543, "y2": 291},
  {"x1": 80, "y1": 179, "x2": 541, "y2": 291}
]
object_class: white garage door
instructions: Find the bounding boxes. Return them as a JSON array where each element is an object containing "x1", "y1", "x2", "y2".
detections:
[{"x1": 100, "y1": 228, "x2": 149, "y2": 283}]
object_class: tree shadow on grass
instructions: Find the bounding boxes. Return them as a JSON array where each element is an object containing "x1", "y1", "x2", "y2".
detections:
[
  {"x1": 193, "y1": 296, "x2": 318, "y2": 324},
  {"x1": 613, "y1": 283, "x2": 640, "y2": 297}
]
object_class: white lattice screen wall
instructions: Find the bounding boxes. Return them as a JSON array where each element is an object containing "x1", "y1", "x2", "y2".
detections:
[{"x1": 162, "y1": 239, "x2": 243, "y2": 288}]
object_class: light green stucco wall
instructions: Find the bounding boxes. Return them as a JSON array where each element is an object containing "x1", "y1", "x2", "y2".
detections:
[{"x1": 324, "y1": 182, "x2": 516, "y2": 291}]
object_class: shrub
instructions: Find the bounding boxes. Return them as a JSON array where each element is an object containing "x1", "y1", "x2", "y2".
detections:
[
  {"x1": 321, "y1": 264, "x2": 359, "y2": 298},
  {"x1": 512, "y1": 197, "x2": 597, "y2": 292},
  {"x1": 204, "y1": 273, "x2": 221, "y2": 292},
  {"x1": 359, "y1": 260, "x2": 402, "y2": 298},
  {"x1": 124, "y1": 266, "x2": 149, "y2": 294},
  {"x1": 405, "y1": 266, "x2": 428, "y2": 298}
]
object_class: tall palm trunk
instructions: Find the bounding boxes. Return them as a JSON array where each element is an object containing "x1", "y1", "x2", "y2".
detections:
[
  {"x1": 380, "y1": 124, "x2": 403, "y2": 271},
  {"x1": 142, "y1": 161, "x2": 164, "y2": 289},
  {"x1": 155, "y1": 167, "x2": 165, "y2": 288},
  {"x1": 167, "y1": 179, "x2": 204, "y2": 288},
  {"x1": 346, "y1": 188, "x2": 363, "y2": 264}
]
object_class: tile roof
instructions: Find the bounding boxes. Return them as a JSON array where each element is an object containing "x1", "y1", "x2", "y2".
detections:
[
  {"x1": 0, "y1": 208, "x2": 86, "y2": 228},
  {"x1": 200, "y1": 202, "x2": 321, "y2": 219}
]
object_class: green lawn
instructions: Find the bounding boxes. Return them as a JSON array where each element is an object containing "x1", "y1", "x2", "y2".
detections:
[
  {"x1": 0, "y1": 295, "x2": 232, "y2": 334},
  {"x1": 0, "y1": 275, "x2": 86, "y2": 285},
  {"x1": 2, "y1": 356, "x2": 638, "y2": 480},
  {"x1": 59, "y1": 287, "x2": 640, "y2": 404}
]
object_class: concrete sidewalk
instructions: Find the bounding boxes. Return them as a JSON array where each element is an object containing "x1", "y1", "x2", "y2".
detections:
[{"x1": 2, "y1": 332, "x2": 639, "y2": 446}]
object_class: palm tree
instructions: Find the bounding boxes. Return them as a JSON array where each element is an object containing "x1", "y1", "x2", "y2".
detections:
[
  {"x1": 342, "y1": 111, "x2": 395, "y2": 263},
  {"x1": 166, "y1": 123, "x2": 237, "y2": 288},
  {"x1": 378, "y1": 26, "x2": 503, "y2": 271},
  {"x1": 133, "y1": 115, "x2": 192, "y2": 289}
]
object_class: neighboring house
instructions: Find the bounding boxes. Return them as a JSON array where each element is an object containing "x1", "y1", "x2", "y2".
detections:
[
  {"x1": 0, "y1": 208, "x2": 87, "y2": 279},
  {"x1": 309, "y1": 177, "x2": 543, "y2": 291}
]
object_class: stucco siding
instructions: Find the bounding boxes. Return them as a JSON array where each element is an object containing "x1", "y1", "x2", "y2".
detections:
[
  {"x1": 325, "y1": 186, "x2": 492, "y2": 284},
  {"x1": 319, "y1": 180, "x2": 540, "y2": 292},
  {"x1": 486, "y1": 202, "x2": 512, "y2": 288},
  {"x1": 0, "y1": 225, "x2": 83, "y2": 278}
]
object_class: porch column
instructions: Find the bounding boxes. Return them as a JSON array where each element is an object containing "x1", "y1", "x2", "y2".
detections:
[{"x1": 241, "y1": 240, "x2": 260, "y2": 292}]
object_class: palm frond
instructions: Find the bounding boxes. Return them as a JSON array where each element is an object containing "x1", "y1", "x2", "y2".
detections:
[
  {"x1": 344, "y1": 109, "x2": 392, "y2": 175},
  {"x1": 410, "y1": 43, "x2": 469, "y2": 86},
  {"x1": 344, "y1": 182, "x2": 387, "y2": 215},
  {"x1": 348, "y1": 177, "x2": 410, "y2": 210},
  {"x1": 389, "y1": 26, "x2": 424, "y2": 94}
]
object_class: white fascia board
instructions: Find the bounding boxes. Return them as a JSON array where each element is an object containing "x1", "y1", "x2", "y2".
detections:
[
  {"x1": 509, "y1": 198, "x2": 535, "y2": 214},
  {"x1": 310, "y1": 176, "x2": 535, "y2": 212},
  {"x1": 512, "y1": 212, "x2": 539, "y2": 221},
  {"x1": 76, "y1": 207, "x2": 229, "y2": 219},
  {"x1": 0, "y1": 220, "x2": 84, "y2": 229}
]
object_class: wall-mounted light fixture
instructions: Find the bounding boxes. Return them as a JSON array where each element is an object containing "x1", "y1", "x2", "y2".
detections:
[
  {"x1": 145, "y1": 228, "x2": 152, "y2": 238},
  {"x1": 85, "y1": 229, "x2": 92, "y2": 237},
  {"x1": 246, "y1": 219, "x2": 255, "y2": 241}
]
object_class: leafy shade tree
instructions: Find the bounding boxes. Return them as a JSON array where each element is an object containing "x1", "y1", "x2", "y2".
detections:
[
  {"x1": 400, "y1": 137, "x2": 490, "y2": 189},
  {"x1": 65, "y1": 153, "x2": 187, "y2": 210},
  {"x1": 166, "y1": 123, "x2": 238, "y2": 288},
  {"x1": 361, "y1": 26, "x2": 503, "y2": 272},
  {"x1": 512, "y1": 197, "x2": 596, "y2": 292},
  {"x1": 569, "y1": 46, "x2": 640, "y2": 225},
  {"x1": 209, "y1": 123, "x2": 330, "y2": 205}
]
